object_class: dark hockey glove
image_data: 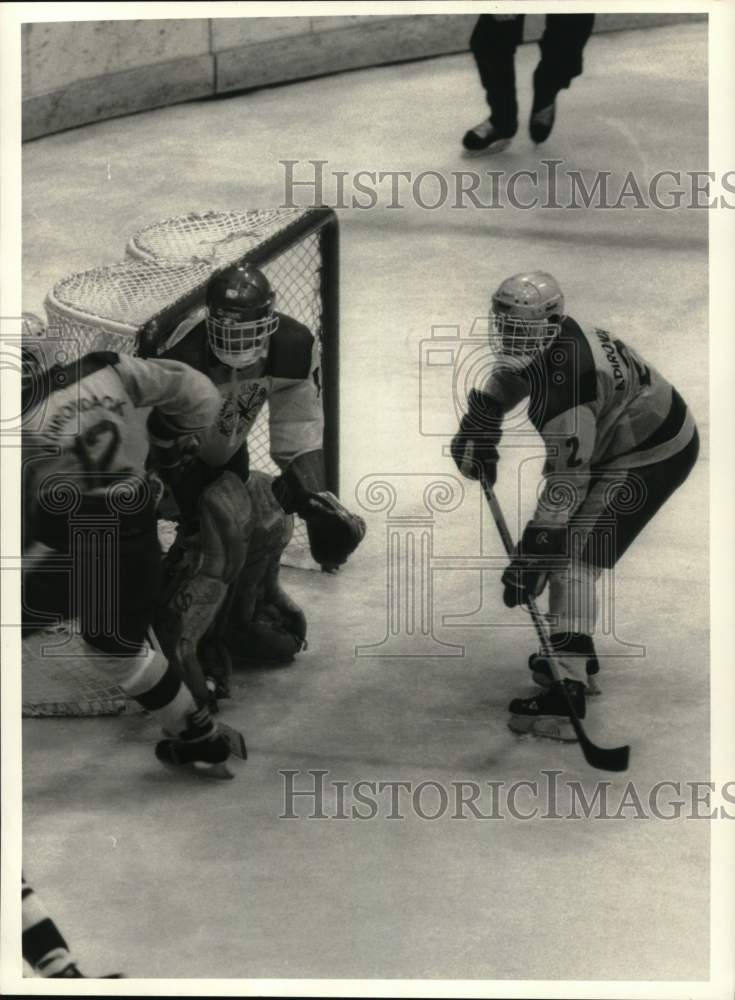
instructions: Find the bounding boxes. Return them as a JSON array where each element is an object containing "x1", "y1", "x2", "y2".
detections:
[
  {"x1": 450, "y1": 390, "x2": 504, "y2": 484},
  {"x1": 301, "y1": 491, "x2": 366, "y2": 567},
  {"x1": 147, "y1": 409, "x2": 200, "y2": 472},
  {"x1": 501, "y1": 524, "x2": 568, "y2": 608}
]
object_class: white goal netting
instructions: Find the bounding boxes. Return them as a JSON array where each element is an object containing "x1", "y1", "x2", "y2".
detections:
[{"x1": 24, "y1": 209, "x2": 337, "y2": 717}]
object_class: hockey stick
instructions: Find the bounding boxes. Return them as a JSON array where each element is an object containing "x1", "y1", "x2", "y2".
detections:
[{"x1": 480, "y1": 478, "x2": 630, "y2": 773}]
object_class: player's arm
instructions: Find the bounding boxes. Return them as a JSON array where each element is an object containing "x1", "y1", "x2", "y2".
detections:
[
  {"x1": 111, "y1": 354, "x2": 222, "y2": 470},
  {"x1": 451, "y1": 365, "x2": 530, "y2": 483},
  {"x1": 268, "y1": 347, "x2": 365, "y2": 568},
  {"x1": 501, "y1": 403, "x2": 597, "y2": 608},
  {"x1": 113, "y1": 355, "x2": 222, "y2": 436}
]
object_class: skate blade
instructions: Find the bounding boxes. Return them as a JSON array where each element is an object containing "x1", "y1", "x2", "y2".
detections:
[
  {"x1": 508, "y1": 714, "x2": 578, "y2": 743},
  {"x1": 462, "y1": 138, "x2": 512, "y2": 158},
  {"x1": 158, "y1": 759, "x2": 235, "y2": 780},
  {"x1": 183, "y1": 760, "x2": 235, "y2": 780}
]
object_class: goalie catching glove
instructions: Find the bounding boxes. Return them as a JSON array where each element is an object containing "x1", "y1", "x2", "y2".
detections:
[
  {"x1": 272, "y1": 475, "x2": 366, "y2": 568},
  {"x1": 301, "y1": 491, "x2": 366, "y2": 567},
  {"x1": 450, "y1": 390, "x2": 504, "y2": 485}
]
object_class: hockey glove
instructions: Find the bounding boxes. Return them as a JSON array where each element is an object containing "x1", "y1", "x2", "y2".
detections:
[
  {"x1": 301, "y1": 491, "x2": 366, "y2": 567},
  {"x1": 147, "y1": 409, "x2": 201, "y2": 473},
  {"x1": 501, "y1": 523, "x2": 568, "y2": 608},
  {"x1": 450, "y1": 390, "x2": 504, "y2": 485}
]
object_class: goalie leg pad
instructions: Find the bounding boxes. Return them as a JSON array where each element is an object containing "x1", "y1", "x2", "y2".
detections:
[
  {"x1": 157, "y1": 473, "x2": 253, "y2": 705},
  {"x1": 198, "y1": 472, "x2": 253, "y2": 582},
  {"x1": 231, "y1": 471, "x2": 294, "y2": 628},
  {"x1": 223, "y1": 472, "x2": 307, "y2": 661}
]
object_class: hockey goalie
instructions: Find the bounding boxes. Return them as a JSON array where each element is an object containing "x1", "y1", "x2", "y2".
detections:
[{"x1": 154, "y1": 264, "x2": 366, "y2": 708}]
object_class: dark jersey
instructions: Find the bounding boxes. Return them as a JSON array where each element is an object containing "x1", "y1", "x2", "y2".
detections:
[{"x1": 483, "y1": 317, "x2": 697, "y2": 527}]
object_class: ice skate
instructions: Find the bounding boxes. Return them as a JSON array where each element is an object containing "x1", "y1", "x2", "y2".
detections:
[
  {"x1": 155, "y1": 707, "x2": 236, "y2": 779},
  {"x1": 462, "y1": 118, "x2": 514, "y2": 156},
  {"x1": 528, "y1": 652, "x2": 601, "y2": 696},
  {"x1": 508, "y1": 679, "x2": 586, "y2": 742},
  {"x1": 529, "y1": 100, "x2": 556, "y2": 143}
]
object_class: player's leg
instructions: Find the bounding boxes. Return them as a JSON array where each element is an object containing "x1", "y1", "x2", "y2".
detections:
[
  {"x1": 464, "y1": 14, "x2": 525, "y2": 154},
  {"x1": 530, "y1": 13, "x2": 595, "y2": 142},
  {"x1": 511, "y1": 429, "x2": 700, "y2": 737},
  {"x1": 22, "y1": 874, "x2": 120, "y2": 978},
  {"x1": 74, "y1": 505, "x2": 233, "y2": 772},
  {"x1": 583, "y1": 429, "x2": 700, "y2": 571}
]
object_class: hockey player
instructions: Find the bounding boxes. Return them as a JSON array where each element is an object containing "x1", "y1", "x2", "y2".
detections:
[
  {"x1": 155, "y1": 265, "x2": 365, "y2": 706},
  {"x1": 451, "y1": 272, "x2": 699, "y2": 740},
  {"x1": 21, "y1": 333, "x2": 239, "y2": 775}
]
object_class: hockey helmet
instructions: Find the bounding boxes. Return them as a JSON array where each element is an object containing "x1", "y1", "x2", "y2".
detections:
[
  {"x1": 206, "y1": 265, "x2": 279, "y2": 368},
  {"x1": 490, "y1": 272, "x2": 564, "y2": 359}
]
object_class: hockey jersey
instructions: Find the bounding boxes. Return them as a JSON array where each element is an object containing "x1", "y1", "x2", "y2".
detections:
[
  {"x1": 482, "y1": 317, "x2": 697, "y2": 527},
  {"x1": 22, "y1": 352, "x2": 222, "y2": 509},
  {"x1": 161, "y1": 312, "x2": 324, "y2": 471}
]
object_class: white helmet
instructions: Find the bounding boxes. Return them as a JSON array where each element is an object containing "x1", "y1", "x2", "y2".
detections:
[{"x1": 490, "y1": 271, "x2": 564, "y2": 359}]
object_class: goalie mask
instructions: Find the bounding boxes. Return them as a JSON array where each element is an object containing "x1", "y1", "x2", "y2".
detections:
[
  {"x1": 490, "y1": 272, "x2": 564, "y2": 360},
  {"x1": 206, "y1": 265, "x2": 279, "y2": 369}
]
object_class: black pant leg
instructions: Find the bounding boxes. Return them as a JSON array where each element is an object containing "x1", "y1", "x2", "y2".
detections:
[
  {"x1": 470, "y1": 14, "x2": 525, "y2": 135},
  {"x1": 533, "y1": 14, "x2": 596, "y2": 111},
  {"x1": 77, "y1": 508, "x2": 163, "y2": 657},
  {"x1": 581, "y1": 429, "x2": 700, "y2": 570},
  {"x1": 22, "y1": 551, "x2": 72, "y2": 636}
]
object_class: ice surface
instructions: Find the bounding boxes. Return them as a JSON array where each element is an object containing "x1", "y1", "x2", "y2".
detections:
[{"x1": 21, "y1": 24, "x2": 708, "y2": 980}]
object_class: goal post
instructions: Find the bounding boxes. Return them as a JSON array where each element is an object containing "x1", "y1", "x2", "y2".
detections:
[{"x1": 131, "y1": 208, "x2": 340, "y2": 495}]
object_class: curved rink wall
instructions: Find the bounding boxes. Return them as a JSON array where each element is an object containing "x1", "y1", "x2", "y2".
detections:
[{"x1": 23, "y1": 13, "x2": 706, "y2": 140}]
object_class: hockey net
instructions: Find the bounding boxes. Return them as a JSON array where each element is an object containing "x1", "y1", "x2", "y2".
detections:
[{"x1": 24, "y1": 208, "x2": 339, "y2": 717}]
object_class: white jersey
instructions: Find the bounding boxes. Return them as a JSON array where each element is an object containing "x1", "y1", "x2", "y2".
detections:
[
  {"x1": 23, "y1": 351, "x2": 222, "y2": 502},
  {"x1": 162, "y1": 312, "x2": 324, "y2": 471}
]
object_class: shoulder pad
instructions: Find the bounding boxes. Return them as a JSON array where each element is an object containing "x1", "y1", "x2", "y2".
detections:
[
  {"x1": 528, "y1": 318, "x2": 597, "y2": 430},
  {"x1": 265, "y1": 314, "x2": 315, "y2": 380},
  {"x1": 26, "y1": 351, "x2": 120, "y2": 410},
  {"x1": 160, "y1": 321, "x2": 210, "y2": 371}
]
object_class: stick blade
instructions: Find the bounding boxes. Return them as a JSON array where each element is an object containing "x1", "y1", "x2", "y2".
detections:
[{"x1": 580, "y1": 737, "x2": 630, "y2": 773}]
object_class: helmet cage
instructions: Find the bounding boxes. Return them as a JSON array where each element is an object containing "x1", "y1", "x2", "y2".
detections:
[
  {"x1": 491, "y1": 307, "x2": 561, "y2": 359},
  {"x1": 206, "y1": 306, "x2": 279, "y2": 369}
]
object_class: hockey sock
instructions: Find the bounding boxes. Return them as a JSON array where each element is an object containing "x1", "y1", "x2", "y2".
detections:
[
  {"x1": 548, "y1": 562, "x2": 601, "y2": 636},
  {"x1": 22, "y1": 878, "x2": 76, "y2": 977},
  {"x1": 96, "y1": 637, "x2": 197, "y2": 735}
]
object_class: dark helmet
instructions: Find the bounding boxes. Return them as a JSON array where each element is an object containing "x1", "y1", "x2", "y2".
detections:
[{"x1": 205, "y1": 265, "x2": 278, "y2": 368}]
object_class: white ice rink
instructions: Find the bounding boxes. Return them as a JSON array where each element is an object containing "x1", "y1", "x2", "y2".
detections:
[{"x1": 20, "y1": 23, "x2": 710, "y2": 982}]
